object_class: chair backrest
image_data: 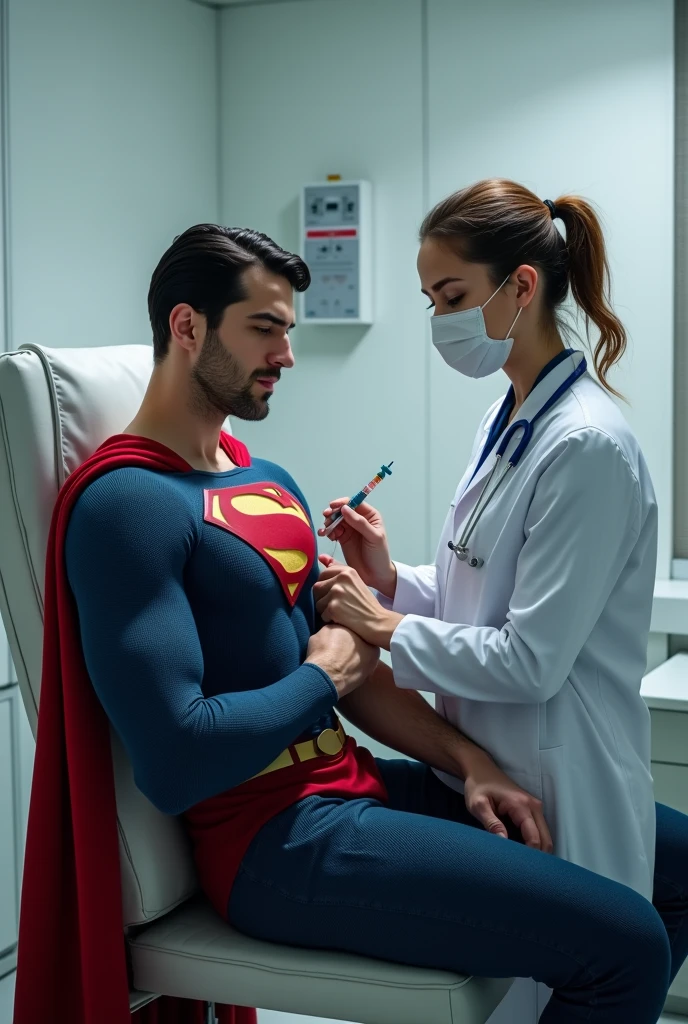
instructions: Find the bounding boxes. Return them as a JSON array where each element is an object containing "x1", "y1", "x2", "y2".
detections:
[{"x1": 0, "y1": 343, "x2": 198, "y2": 926}]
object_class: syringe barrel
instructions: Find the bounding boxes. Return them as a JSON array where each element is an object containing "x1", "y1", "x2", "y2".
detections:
[{"x1": 349, "y1": 489, "x2": 368, "y2": 508}]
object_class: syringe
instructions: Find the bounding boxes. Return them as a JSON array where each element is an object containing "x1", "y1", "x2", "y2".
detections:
[{"x1": 322, "y1": 462, "x2": 394, "y2": 537}]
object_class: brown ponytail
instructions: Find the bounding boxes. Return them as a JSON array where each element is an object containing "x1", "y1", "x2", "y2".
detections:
[
  {"x1": 420, "y1": 179, "x2": 626, "y2": 396},
  {"x1": 553, "y1": 195, "x2": 626, "y2": 397}
]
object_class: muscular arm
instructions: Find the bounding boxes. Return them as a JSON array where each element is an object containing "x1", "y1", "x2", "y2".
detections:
[
  {"x1": 338, "y1": 660, "x2": 480, "y2": 780},
  {"x1": 65, "y1": 469, "x2": 337, "y2": 815}
]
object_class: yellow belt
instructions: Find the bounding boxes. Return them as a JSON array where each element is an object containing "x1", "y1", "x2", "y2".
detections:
[{"x1": 250, "y1": 719, "x2": 347, "y2": 780}]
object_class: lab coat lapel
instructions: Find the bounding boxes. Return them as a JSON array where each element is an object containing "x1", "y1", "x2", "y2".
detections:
[
  {"x1": 453, "y1": 351, "x2": 585, "y2": 523},
  {"x1": 449, "y1": 408, "x2": 505, "y2": 545},
  {"x1": 456, "y1": 440, "x2": 499, "y2": 505}
]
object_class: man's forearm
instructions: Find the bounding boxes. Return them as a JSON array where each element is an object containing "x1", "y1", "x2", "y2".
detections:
[{"x1": 337, "y1": 660, "x2": 485, "y2": 781}]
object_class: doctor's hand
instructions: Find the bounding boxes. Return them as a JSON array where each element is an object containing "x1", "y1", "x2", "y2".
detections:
[
  {"x1": 318, "y1": 499, "x2": 397, "y2": 600},
  {"x1": 462, "y1": 748, "x2": 554, "y2": 853},
  {"x1": 314, "y1": 556, "x2": 403, "y2": 651},
  {"x1": 305, "y1": 623, "x2": 380, "y2": 698}
]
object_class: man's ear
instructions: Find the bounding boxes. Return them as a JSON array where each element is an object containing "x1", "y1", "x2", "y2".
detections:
[{"x1": 169, "y1": 303, "x2": 205, "y2": 355}]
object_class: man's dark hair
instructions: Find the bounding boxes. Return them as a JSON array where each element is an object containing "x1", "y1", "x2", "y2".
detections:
[{"x1": 148, "y1": 224, "x2": 311, "y2": 362}]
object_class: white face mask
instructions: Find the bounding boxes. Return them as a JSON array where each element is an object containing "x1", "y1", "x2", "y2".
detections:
[{"x1": 430, "y1": 275, "x2": 522, "y2": 379}]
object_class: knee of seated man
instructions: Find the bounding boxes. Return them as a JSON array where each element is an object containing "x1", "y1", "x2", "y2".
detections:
[{"x1": 601, "y1": 888, "x2": 671, "y2": 984}]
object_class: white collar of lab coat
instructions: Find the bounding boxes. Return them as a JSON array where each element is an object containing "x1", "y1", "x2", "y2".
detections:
[
  {"x1": 511, "y1": 348, "x2": 585, "y2": 429},
  {"x1": 461, "y1": 349, "x2": 587, "y2": 501}
]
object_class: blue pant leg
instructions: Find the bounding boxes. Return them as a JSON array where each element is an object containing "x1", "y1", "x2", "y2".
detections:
[
  {"x1": 371, "y1": 756, "x2": 478, "y2": 823},
  {"x1": 381, "y1": 764, "x2": 688, "y2": 986},
  {"x1": 381, "y1": 760, "x2": 688, "y2": 983},
  {"x1": 380, "y1": 763, "x2": 688, "y2": 986},
  {"x1": 229, "y1": 774, "x2": 669, "y2": 1023},
  {"x1": 654, "y1": 801, "x2": 688, "y2": 985}
]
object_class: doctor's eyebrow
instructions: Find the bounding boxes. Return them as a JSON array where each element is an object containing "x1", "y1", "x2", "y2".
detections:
[
  {"x1": 246, "y1": 312, "x2": 296, "y2": 330},
  {"x1": 421, "y1": 276, "x2": 466, "y2": 297}
]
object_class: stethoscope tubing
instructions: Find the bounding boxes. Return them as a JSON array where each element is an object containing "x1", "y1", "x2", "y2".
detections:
[{"x1": 449, "y1": 355, "x2": 588, "y2": 567}]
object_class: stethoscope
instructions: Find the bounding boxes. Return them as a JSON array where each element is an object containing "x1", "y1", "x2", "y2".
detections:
[{"x1": 448, "y1": 352, "x2": 588, "y2": 569}]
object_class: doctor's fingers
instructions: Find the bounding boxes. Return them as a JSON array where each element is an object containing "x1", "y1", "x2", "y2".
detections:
[
  {"x1": 315, "y1": 593, "x2": 347, "y2": 624},
  {"x1": 505, "y1": 801, "x2": 553, "y2": 853},
  {"x1": 316, "y1": 564, "x2": 360, "y2": 586},
  {"x1": 340, "y1": 504, "x2": 385, "y2": 538},
  {"x1": 530, "y1": 805, "x2": 554, "y2": 853},
  {"x1": 313, "y1": 577, "x2": 348, "y2": 607},
  {"x1": 312, "y1": 578, "x2": 338, "y2": 608},
  {"x1": 313, "y1": 575, "x2": 354, "y2": 609},
  {"x1": 322, "y1": 498, "x2": 351, "y2": 517},
  {"x1": 517, "y1": 816, "x2": 542, "y2": 851},
  {"x1": 317, "y1": 521, "x2": 347, "y2": 540},
  {"x1": 342, "y1": 500, "x2": 381, "y2": 523},
  {"x1": 313, "y1": 574, "x2": 343, "y2": 600},
  {"x1": 320, "y1": 498, "x2": 351, "y2": 535},
  {"x1": 467, "y1": 795, "x2": 509, "y2": 840},
  {"x1": 315, "y1": 590, "x2": 357, "y2": 622}
]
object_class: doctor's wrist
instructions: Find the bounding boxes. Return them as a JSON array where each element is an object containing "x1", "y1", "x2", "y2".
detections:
[
  {"x1": 373, "y1": 561, "x2": 397, "y2": 601},
  {"x1": 367, "y1": 609, "x2": 404, "y2": 651},
  {"x1": 452, "y1": 740, "x2": 498, "y2": 784}
]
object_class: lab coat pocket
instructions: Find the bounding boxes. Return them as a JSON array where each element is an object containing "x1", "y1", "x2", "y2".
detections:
[{"x1": 538, "y1": 745, "x2": 565, "y2": 859}]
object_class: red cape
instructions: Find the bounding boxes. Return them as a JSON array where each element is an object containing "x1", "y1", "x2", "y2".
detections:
[{"x1": 13, "y1": 432, "x2": 257, "y2": 1024}]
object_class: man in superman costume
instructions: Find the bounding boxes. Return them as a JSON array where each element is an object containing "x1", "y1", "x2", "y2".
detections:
[{"x1": 15, "y1": 225, "x2": 688, "y2": 1024}]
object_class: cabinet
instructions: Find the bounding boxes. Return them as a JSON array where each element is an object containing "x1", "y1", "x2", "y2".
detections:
[{"x1": 643, "y1": 656, "x2": 688, "y2": 1014}]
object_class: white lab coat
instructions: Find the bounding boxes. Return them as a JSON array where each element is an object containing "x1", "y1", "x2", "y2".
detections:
[{"x1": 387, "y1": 350, "x2": 657, "y2": 899}]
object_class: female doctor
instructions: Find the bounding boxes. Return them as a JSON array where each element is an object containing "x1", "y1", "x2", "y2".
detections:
[{"x1": 315, "y1": 178, "x2": 658, "y2": 900}]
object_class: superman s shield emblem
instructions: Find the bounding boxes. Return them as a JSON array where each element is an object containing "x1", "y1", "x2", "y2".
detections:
[{"x1": 203, "y1": 482, "x2": 315, "y2": 607}]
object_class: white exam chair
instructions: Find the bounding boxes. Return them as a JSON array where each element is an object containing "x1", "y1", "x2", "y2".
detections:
[{"x1": 0, "y1": 343, "x2": 512, "y2": 1024}]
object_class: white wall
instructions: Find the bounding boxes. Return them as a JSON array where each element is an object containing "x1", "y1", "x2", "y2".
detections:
[
  {"x1": 220, "y1": 0, "x2": 430, "y2": 568},
  {"x1": 7, "y1": 0, "x2": 220, "y2": 353},
  {"x1": 221, "y1": 0, "x2": 674, "y2": 576}
]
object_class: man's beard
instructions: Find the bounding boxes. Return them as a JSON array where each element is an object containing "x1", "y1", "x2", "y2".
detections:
[{"x1": 190, "y1": 329, "x2": 278, "y2": 422}]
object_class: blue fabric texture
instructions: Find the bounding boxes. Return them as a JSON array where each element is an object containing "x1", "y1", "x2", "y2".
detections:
[
  {"x1": 64, "y1": 458, "x2": 338, "y2": 814},
  {"x1": 229, "y1": 760, "x2": 686, "y2": 1024},
  {"x1": 654, "y1": 800, "x2": 688, "y2": 986}
]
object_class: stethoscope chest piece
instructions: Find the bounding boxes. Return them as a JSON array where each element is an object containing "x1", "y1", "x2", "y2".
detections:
[{"x1": 448, "y1": 541, "x2": 484, "y2": 570}]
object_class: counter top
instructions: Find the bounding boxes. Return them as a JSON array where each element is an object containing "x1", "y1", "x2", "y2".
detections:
[
  {"x1": 641, "y1": 653, "x2": 688, "y2": 712},
  {"x1": 652, "y1": 579, "x2": 688, "y2": 635}
]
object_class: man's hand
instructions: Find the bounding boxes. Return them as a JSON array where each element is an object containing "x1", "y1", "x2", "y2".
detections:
[
  {"x1": 462, "y1": 747, "x2": 553, "y2": 852},
  {"x1": 305, "y1": 623, "x2": 380, "y2": 698}
]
